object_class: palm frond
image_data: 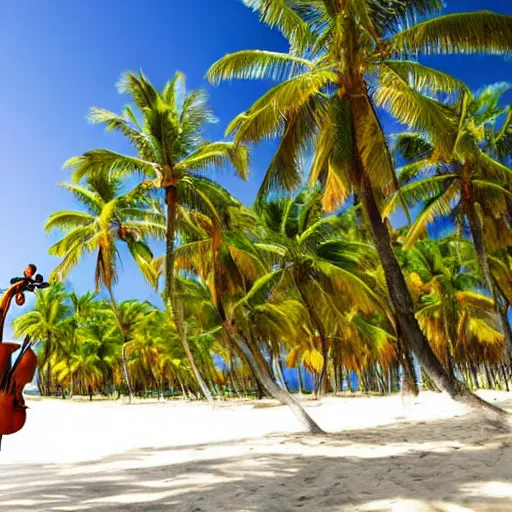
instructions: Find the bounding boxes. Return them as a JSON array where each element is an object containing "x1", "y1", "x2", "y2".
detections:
[
  {"x1": 376, "y1": 64, "x2": 457, "y2": 151},
  {"x1": 257, "y1": 94, "x2": 322, "y2": 199},
  {"x1": 177, "y1": 142, "x2": 250, "y2": 180},
  {"x1": 65, "y1": 150, "x2": 157, "y2": 182},
  {"x1": 389, "y1": 11, "x2": 512, "y2": 56},
  {"x1": 57, "y1": 183, "x2": 103, "y2": 214},
  {"x1": 207, "y1": 50, "x2": 313, "y2": 84},
  {"x1": 45, "y1": 211, "x2": 95, "y2": 232},
  {"x1": 403, "y1": 180, "x2": 460, "y2": 250},
  {"x1": 226, "y1": 70, "x2": 334, "y2": 144},
  {"x1": 390, "y1": 132, "x2": 433, "y2": 162},
  {"x1": 242, "y1": 0, "x2": 313, "y2": 53},
  {"x1": 117, "y1": 70, "x2": 160, "y2": 110},
  {"x1": 383, "y1": 60, "x2": 469, "y2": 96}
]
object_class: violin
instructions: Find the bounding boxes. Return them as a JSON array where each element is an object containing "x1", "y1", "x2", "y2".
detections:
[{"x1": 0, "y1": 264, "x2": 49, "y2": 449}]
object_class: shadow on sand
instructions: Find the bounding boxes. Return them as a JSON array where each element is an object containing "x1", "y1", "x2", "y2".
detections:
[{"x1": 1, "y1": 402, "x2": 512, "y2": 512}]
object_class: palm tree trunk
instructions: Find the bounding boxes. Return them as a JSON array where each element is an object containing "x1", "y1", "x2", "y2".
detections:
[
  {"x1": 120, "y1": 344, "x2": 134, "y2": 401},
  {"x1": 501, "y1": 365, "x2": 510, "y2": 392},
  {"x1": 175, "y1": 302, "x2": 214, "y2": 407},
  {"x1": 276, "y1": 352, "x2": 290, "y2": 392},
  {"x1": 227, "y1": 324, "x2": 323, "y2": 433},
  {"x1": 108, "y1": 291, "x2": 134, "y2": 402},
  {"x1": 298, "y1": 364, "x2": 304, "y2": 395},
  {"x1": 164, "y1": 182, "x2": 213, "y2": 406},
  {"x1": 294, "y1": 281, "x2": 329, "y2": 397},
  {"x1": 177, "y1": 375, "x2": 187, "y2": 399},
  {"x1": 229, "y1": 349, "x2": 241, "y2": 397},
  {"x1": 397, "y1": 332, "x2": 419, "y2": 395},
  {"x1": 361, "y1": 178, "x2": 509, "y2": 425},
  {"x1": 165, "y1": 185, "x2": 179, "y2": 301},
  {"x1": 46, "y1": 360, "x2": 52, "y2": 396},
  {"x1": 69, "y1": 373, "x2": 74, "y2": 399},
  {"x1": 464, "y1": 191, "x2": 512, "y2": 360},
  {"x1": 471, "y1": 364, "x2": 481, "y2": 389}
]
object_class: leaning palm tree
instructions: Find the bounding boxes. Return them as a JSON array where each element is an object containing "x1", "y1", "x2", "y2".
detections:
[
  {"x1": 64, "y1": 70, "x2": 249, "y2": 302},
  {"x1": 46, "y1": 172, "x2": 162, "y2": 399},
  {"x1": 207, "y1": 1, "x2": 512, "y2": 422},
  {"x1": 173, "y1": 196, "x2": 325, "y2": 431}
]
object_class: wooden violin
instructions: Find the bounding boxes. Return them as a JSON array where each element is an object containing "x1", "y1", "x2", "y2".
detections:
[{"x1": 0, "y1": 264, "x2": 49, "y2": 449}]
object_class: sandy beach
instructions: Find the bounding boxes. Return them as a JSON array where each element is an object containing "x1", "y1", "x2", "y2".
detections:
[{"x1": 0, "y1": 391, "x2": 511, "y2": 511}]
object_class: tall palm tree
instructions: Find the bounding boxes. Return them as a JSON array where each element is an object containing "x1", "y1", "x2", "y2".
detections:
[
  {"x1": 12, "y1": 283, "x2": 70, "y2": 395},
  {"x1": 207, "y1": 1, "x2": 512, "y2": 421},
  {"x1": 46, "y1": 172, "x2": 161, "y2": 294},
  {"x1": 46, "y1": 172, "x2": 162, "y2": 399},
  {"x1": 64, "y1": 70, "x2": 249, "y2": 302}
]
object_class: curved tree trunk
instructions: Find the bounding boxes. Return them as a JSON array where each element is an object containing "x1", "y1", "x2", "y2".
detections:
[
  {"x1": 397, "y1": 333, "x2": 419, "y2": 396},
  {"x1": 165, "y1": 185, "x2": 214, "y2": 406},
  {"x1": 226, "y1": 324, "x2": 324, "y2": 433},
  {"x1": 175, "y1": 302, "x2": 214, "y2": 407},
  {"x1": 121, "y1": 343, "x2": 134, "y2": 402},
  {"x1": 362, "y1": 177, "x2": 509, "y2": 427}
]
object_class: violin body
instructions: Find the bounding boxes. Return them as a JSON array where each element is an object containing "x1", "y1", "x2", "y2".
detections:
[
  {"x1": 0, "y1": 342, "x2": 38, "y2": 436},
  {"x1": 0, "y1": 392, "x2": 27, "y2": 435}
]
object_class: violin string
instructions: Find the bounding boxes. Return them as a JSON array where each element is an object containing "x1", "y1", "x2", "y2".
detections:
[{"x1": 2, "y1": 336, "x2": 32, "y2": 393}]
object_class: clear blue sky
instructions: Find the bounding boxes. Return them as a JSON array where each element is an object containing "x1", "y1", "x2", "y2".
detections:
[{"x1": 1, "y1": 1, "x2": 511, "y2": 336}]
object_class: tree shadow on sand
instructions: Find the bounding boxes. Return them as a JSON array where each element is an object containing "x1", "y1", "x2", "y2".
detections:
[{"x1": 1, "y1": 405, "x2": 512, "y2": 512}]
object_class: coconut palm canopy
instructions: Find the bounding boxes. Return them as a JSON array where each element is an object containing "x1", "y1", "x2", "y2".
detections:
[{"x1": 4, "y1": 0, "x2": 512, "y2": 429}]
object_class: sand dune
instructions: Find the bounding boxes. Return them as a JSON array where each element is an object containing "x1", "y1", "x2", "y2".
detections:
[{"x1": 0, "y1": 391, "x2": 511, "y2": 511}]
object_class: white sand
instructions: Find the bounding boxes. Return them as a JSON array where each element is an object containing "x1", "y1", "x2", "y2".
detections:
[{"x1": 0, "y1": 391, "x2": 511, "y2": 511}]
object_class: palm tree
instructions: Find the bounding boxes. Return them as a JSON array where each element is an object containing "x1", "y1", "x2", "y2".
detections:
[
  {"x1": 404, "y1": 238, "x2": 506, "y2": 384},
  {"x1": 12, "y1": 283, "x2": 70, "y2": 395},
  {"x1": 46, "y1": 172, "x2": 162, "y2": 399},
  {"x1": 207, "y1": 1, "x2": 512, "y2": 422},
  {"x1": 46, "y1": 172, "x2": 161, "y2": 293},
  {"x1": 253, "y1": 189, "x2": 387, "y2": 395},
  {"x1": 64, "y1": 70, "x2": 249, "y2": 302},
  {"x1": 385, "y1": 84, "x2": 512, "y2": 356},
  {"x1": 173, "y1": 198, "x2": 325, "y2": 430},
  {"x1": 61, "y1": 291, "x2": 98, "y2": 397},
  {"x1": 54, "y1": 344, "x2": 103, "y2": 400},
  {"x1": 78, "y1": 301, "x2": 125, "y2": 396}
]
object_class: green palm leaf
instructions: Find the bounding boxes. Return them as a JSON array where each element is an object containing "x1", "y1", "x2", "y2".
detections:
[{"x1": 389, "y1": 11, "x2": 512, "y2": 56}]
